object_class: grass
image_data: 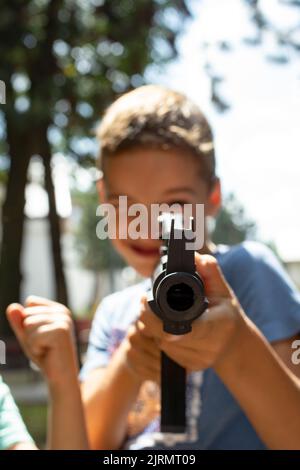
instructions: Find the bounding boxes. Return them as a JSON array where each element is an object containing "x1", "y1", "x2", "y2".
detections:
[{"x1": 18, "y1": 403, "x2": 47, "y2": 449}]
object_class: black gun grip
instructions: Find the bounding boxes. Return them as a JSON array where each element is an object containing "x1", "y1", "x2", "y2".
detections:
[{"x1": 161, "y1": 351, "x2": 186, "y2": 433}]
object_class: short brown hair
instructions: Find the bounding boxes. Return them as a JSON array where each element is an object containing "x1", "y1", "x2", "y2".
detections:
[{"x1": 97, "y1": 85, "x2": 216, "y2": 184}]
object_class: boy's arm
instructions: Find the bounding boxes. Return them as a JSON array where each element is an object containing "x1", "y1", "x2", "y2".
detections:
[
  {"x1": 81, "y1": 323, "x2": 160, "y2": 450},
  {"x1": 45, "y1": 329, "x2": 89, "y2": 450},
  {"x1": 271, "y1": 335, "x2": 300, "y2": 378},
  {"x1": 6, "y1": 298, "x2": 89, "y2": 450},
  {"x1": 214, "y1": 318, "x2": 300, "y2": 449},
  {"x1": 140, "y1": 253, "x2": 300, "y2": 450},
  {"x1": 47, "y1": 375, "x2": 88, "y2": 450}
]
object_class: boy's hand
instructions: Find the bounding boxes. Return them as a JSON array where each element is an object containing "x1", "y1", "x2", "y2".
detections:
[
  {"x1": 139, "y1": 253, "x2": 245, "y2": 373},
  {"x1": 121, "y1": 308, "x2": 161, "y2": 384},
  {"x1": 6, "y1": 296, "x2": 78, "y2": 386}
]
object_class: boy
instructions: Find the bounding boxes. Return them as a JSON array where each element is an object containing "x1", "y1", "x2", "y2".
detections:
[
  {"x1": 79, "y1": 85, "x2": 300, "y2": 450},
  {"x1": 8, "y1": 85, "x2": 300, "y2": 450}
]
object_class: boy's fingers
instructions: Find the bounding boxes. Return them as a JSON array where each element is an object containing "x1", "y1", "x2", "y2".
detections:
[
  {"x1": 129, "y1": 327, "x2": 160, "y2": 360},
  {"x1": 22, "y1": 312, "x2": 69, "y2": 330},
  {"x1": 6, "y1": 303, "x2": 26, "y2": 343},
  {"x1": 195, "y1": 253, "x2": 233, "y2": 300},
  {"x1": 137, "y1": 317, "x2": 163, "y2": 340},
  {"x1": 22, "y1": 306, "x2": 66, "y2": 318},
  {"x1": 25, "y1": 295, "x2": 65, "y2": 309},
  {"x1": 160, "y1": 340, "x2": 209, "y2": 371},
  {"x1": 139, "y1": 296, "x2": 164, "y2": 339}
]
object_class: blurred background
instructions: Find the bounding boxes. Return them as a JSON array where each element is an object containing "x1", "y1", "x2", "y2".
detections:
[{"x1": 0, "y1": 0, "x2": 299, "y2": 447}]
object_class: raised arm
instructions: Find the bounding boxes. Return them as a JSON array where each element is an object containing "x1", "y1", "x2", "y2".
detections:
[{"x1": 6, "y1": 297, "x2": 89, "y2": 450}]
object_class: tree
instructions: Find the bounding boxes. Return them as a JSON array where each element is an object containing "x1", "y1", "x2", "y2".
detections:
[
  {"x1": 0, "y1": 0, "x2": 190, "y2": 335},
  {"x1": 212, "y1": 193, "x2": 256, "y2": 245},
  {"x1": 73, "y1": 187, "x2": 125, "y2": 310},
  {"x1": 202, "y1": 0, "x2": 300, "y2": 112},
  {"x1": 242, "y1": 0, "x2": 300, "y2": 62},
  {"x1": 212, "y1": 194, "x2": 280, "y2": 258}
]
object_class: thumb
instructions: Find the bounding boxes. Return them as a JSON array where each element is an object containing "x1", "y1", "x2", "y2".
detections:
[
  {"x1": 6, "y1": 303, "x2": 26, "y2": 344},
  {"x1": 195, "y1": 253, "x2": 233, "y2": 301}
]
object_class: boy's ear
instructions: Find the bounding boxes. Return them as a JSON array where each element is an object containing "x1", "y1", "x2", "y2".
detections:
[
  {"x1": 96, "y1": 177, "x2": 107, "y2": 203},
  {"x1": 207, "y1": 177, "x2": 221, "y2": 217}
]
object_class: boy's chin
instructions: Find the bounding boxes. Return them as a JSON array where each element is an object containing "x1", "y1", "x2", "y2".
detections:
[{"x1": 132, "y1": 259, "x2": 157, "y2": 278}]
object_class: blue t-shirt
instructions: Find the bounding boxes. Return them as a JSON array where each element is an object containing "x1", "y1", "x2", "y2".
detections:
[{"x1": 80, "y1": 242, "x2": 300, "y2": 450}]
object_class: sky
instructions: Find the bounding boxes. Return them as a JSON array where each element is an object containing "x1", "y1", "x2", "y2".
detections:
[{"x1": 147, "y1": 0, "x2": 300, "y2": 261}]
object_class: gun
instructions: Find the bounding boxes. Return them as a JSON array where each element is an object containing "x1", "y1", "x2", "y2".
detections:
[{"x1": 147, "y1": 212, "x2": 208, "y2": 433}]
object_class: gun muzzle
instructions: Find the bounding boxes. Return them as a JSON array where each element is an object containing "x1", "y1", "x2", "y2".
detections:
[{"x1": 148, "y1": 214, "x2": 208, "y2": 335}]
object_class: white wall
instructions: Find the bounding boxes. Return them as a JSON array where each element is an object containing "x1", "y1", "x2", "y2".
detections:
[{"x1": 21, "y1": 218, "x2": 55, "y2": 301}]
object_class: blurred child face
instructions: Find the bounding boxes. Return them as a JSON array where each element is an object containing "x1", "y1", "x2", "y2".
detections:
[{"x1": 97, "y1": 147, "x2": 221, "y2": 277}]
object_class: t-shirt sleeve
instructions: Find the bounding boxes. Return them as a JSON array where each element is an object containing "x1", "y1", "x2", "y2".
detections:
[
  {"x1": 234, "y1": 242, "x2": 300, "y2": 343},
  {"x1": 79, "y1": 297, "x2": 114, "y2": 382},
  {"x1": 0, "y1": 377, "x2": 34, "y2": 450}
]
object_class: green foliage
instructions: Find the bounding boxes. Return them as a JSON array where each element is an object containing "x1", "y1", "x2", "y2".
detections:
[
  {"x1": 0, "y1": 169, "x2": 7, "y2": 185},
  {"x1": 243, "y1": 0, "x2": 300, "y2": 62},
  {"x1": 203, "y1": 0, "x2": 300, "y2": 113},
  {"x1": 0, "y1": 0, "x2": 190, "y2": 162},
  {"x1": 212, "y1": 193, "x2": 256, "y2": 246},
  {"x1": 73, "y1": 187, "x2": 125, "y2": 272},
  {"x1": 19, "y1": 403, "x2": 47, "y2": 449}
]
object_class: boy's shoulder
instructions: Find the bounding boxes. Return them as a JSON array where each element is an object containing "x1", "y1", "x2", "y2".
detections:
[
  {"x1": 215, "y1": 240, "x2": 298, "y2": 303},
  {"x1": 216, "y1": 241, "x2": 282, "y2": 275},
  {"x1": 216, "y1": 241, "x2": 300, "y2": 343},
  {"x1": 217, "y1": 240, "x2": 275, "y2": 260}
]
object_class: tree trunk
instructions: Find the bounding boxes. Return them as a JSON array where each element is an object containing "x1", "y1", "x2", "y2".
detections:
[
  {"x1": 41, "y1": 132, "x2": 69, "y2": 307},
  {"x1": 0, "y1": 115, "x2": 31, "y2": 336},
  {"x1": 41, "y1": 128, "x2": 79, "y2": 362}
]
